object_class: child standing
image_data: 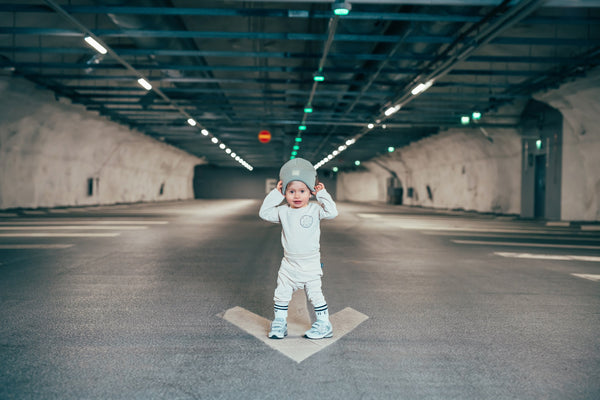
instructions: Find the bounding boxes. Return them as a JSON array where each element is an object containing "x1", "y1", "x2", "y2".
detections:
[{"x1": 259, "y1": 158, "x2": 338, "y2": 339}]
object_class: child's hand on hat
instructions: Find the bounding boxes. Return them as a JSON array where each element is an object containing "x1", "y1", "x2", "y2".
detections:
[
  {"x1": 312, "y1": 182, "x2": 325, "y2": 195},
  {"x1": 277, "y1": 180, "x2": 283, "y2": 194}
]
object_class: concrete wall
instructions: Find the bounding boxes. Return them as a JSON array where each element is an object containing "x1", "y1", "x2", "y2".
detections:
[
  {"x1": 0, "y1": 76, "x2": 205, "y2": 210},
  {"x1": 337, "y1": 127, "x2": 521, "y2": 214},
  {"x1": 534, "y1": 70, "x2": 600, "y2": 222},
  {"x1": 337, "y1": 69, "x2": 600, "y2": 221},
  {"x1": 193, "y1": 166, "x2": 337, "y2": 199}
]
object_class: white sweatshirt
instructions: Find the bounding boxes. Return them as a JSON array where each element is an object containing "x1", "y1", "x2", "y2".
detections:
[{"x1": 259, "y1": 188, "x2": 338, "y2": 258}]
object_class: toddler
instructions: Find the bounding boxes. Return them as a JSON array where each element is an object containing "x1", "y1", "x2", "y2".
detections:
[{"x1": 259, "y1": 158, "x2": 338, "y2": 339}]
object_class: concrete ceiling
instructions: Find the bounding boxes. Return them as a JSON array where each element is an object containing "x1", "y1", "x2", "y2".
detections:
[{"x1": 1, "y1": 0, "x2": 599, "y2": 171}]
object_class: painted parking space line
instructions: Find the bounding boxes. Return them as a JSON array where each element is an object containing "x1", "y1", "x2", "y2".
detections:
[
  {"x1": 546, "y1": 221, "x2": 570, "y2": 227},
  {"x1": 221, "y1": 291, "x2": 368, "y2": 363},
  {"x1": 424, "y1": 232, "x2": 600, "y2": 241},
  {"x1": 581, "y1": 225, "x2": 600, "y2": 231},
  {"x1": 453, "y1": 240, "x2": 600, "y2": 250},
  {"x1": 571, "y1": 274, "x2": 600, "y2": 282},
  {"x1": 0, "y1": 233, "x2": 120, "y2": 237},
  {"x1": 0, "y1": 244, "x2": 74, "y2": 249},
  {"x1": 0, "y1": 220, "x2": 168, "y2": 225},
  {"x1": 0, "y1": 226, "x2": 148, "y2": 230},
  {"x1": 411, "y1": 225, "x2": 581, "y2": 234},
  {"x1": 494, "y1": 252, "x2": 600, "y2": 262}
]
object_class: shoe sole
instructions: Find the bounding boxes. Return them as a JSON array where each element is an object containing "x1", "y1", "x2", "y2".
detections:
[
  {"x1": 304, "y1": 332, "x2": 333, "y2": 340},
  {"x1": 268, "y1": 331, "x2": 288, "y2": 339}
]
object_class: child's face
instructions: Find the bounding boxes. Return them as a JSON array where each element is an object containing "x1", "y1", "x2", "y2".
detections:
[{"x1": 284, "y1": 180, "x2": 311, "y2": 209}]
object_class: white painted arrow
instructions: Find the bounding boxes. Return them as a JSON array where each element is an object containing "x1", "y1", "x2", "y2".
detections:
[{"x1": 221, "y1": 290, "x2": 368, "y2": 363}]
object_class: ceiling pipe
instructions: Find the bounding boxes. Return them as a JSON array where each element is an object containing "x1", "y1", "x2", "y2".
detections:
[
  {"x1": 225, "y1": 0, "x2": 596, "y2": 7},
  {"x1": 317, "y1": 0, "x2": 548, "y2": 164},
  {"x1": 368, "y1": 0, "x2": 547, "y2": 137},
  {"x1": 42, "y1": 0, "x2": 252, "y2": 169},
  {"x1": 302, "y1": 15, "x2": 340, "y2": 126}
]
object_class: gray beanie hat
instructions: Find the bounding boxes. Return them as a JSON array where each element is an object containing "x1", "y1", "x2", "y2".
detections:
[{"x1": 279, "y1": 158, "x2": 316, "y2": 193}]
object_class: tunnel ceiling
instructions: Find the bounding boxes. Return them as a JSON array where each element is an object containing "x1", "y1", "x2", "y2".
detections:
[{"x1": 1, "y1": 0, "x2": 599, "y2": 171}]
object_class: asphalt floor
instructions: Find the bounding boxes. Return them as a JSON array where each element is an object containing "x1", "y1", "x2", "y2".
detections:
[{"x1": 1, "y1": 199, "x2": 599, "y2": 399}]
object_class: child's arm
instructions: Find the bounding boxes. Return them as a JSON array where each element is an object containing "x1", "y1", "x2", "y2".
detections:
[
  {"x1": 314, "y1": 183, "x2": 338, "y2": 220},
  {"x1": 259, "y1": 181, "x2": 285, "y2": 223}
]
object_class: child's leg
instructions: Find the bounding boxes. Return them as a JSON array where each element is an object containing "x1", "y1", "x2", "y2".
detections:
[
  {"x1": 269, "y1": 269, "x2": 294, "y2": 339},
  {"x1": 305, "y1": 277, "x2": 328, "y2": 320},
  {"x1": 304, "y1": 278, "x2": 333, "y2": 339},
  {"x1": 273, "y1": 302, "x2": 288, "y2": 320},
  {"x1": 273, "y1": 271, "x2": 294, "y2": 319}
]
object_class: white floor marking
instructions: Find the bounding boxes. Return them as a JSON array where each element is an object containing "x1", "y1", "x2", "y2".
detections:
[
  {"x1": 581, "y1": 225, "x2": 600, "y2": 231},
  {"x1": 494, "y1": 252, "x2": 600, "y2": 262},
  {"x1": 546, "y1": 221, "x2": 570, "y2": 227},
  {"x1": 0, "y1": 225, "x2": 148, "y2": 230},
  {"x1": 0, "y1": 244, "x2": 74, "y2": 249},
  {"x1": 424, "y1": 232, "x2": 599, "y2": 241},
  {"x1": 222, "y1": 290, "x2": 368, "y2": 363},
  {"x1": 407, "y1": 225, "x2": 578, "y2": 234},
  {"x1": 0, "y1": 220, "x2": 168, "y2": 225},
  {"x1": 453, "y1": 240, "x2": 600, "y2": 250},
  {"x1": 571, "y1": 274, "x2": 600, "y2": 282},
  {"x1": 0, "y1": 233, "x2": 120, "y2": 237},
  {"x1": 357, "y1": 213, "x2": 383, "y2": 219}
]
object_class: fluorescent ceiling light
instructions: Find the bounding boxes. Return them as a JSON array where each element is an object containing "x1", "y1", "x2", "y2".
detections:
[
  {"x1": 187, "y1": 118, "x2": 197, "y2": 127},
  {"x1": 201, "y1": 129, "x2": 209, "y2": 136},
  {"x1": 84, "y1": 36, "x2": 107, "y2": 54},
  {"x1": 137, "y1": 78, "x2": 152, "y2": 91},
  {"x1": 211, "y1": 137, "x2": 219, "y2": 144},
  {"x1": 384, "y1": 105, "x2": 400, "y2": 116},
  {"x1": 411, "y1": 80, "x2": 434, "y2": 96},
  {"x1": 219, "y1": 143, "x2": 226, "y2": 149}
]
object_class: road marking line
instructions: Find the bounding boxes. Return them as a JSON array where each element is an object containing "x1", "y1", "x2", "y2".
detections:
[
  {"x1": 424, "y1": 232, "x2": 599, "y2": 240},
  {"x1": 581, "y1": 225, "x2": 600, "y2": 231},
  {"x1": 571, "y1": 274, "x2": 600, "y2": 282},
  {"x1": 357, "y1": 213, "x2": 382, "y2": 219},
  {"x1": 407, "y1": 225, "x2": 579, "y2": 234},
  {"x1": 0, "y1": 213, "x2": 18, "y2": 217},
  {"x1": 453, "y1": 240, "x2": 600, "y2": 250},
  {"x1": 0, "y1": 233, "x2": 120, "y2": 237},
  {"x1": 0, "y1": 220, "x2": 168, "y2": 225},
  {"x1": 0, "y1": 226, "x2": 148, "y2": 230},
  {"x1": 546, "y1": 221, "x2": 570, "y2": 227},
  {"x1": 222, "y1": 291, "x2": 368, "y2": 363},
  {"x1": 0, "y1": 244, "x2": 74, "y2": 249},
  {"x1": 494, "y1": 252, "x2": 600, "y2": 262}
]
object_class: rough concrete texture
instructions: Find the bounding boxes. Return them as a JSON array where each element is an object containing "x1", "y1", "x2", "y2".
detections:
[
  {"x1": 535, "y1": 69, "x2": 600, "y2": 221},
  {"x1": 337, "y1": 127, "x2": 521, "y2": 215},
  {"x1": 0, "y1": 76, "x2": 205, "y2": 210},
  {"x1": 338, "y1": 69, "x2": 600, "y2": 221}
]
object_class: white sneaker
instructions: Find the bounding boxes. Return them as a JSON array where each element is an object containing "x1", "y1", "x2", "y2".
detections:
[
  {"x1": 268, "y1": 318, "x2": 287, "y2": 339},
  {"x1": 304, "y1": 320, "x2": 333, "y2": 339}
]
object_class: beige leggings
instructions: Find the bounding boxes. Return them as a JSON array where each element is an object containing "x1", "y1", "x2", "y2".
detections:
[{"x1": 273, "y1": 258, "x2": 325, "y2": 307}]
